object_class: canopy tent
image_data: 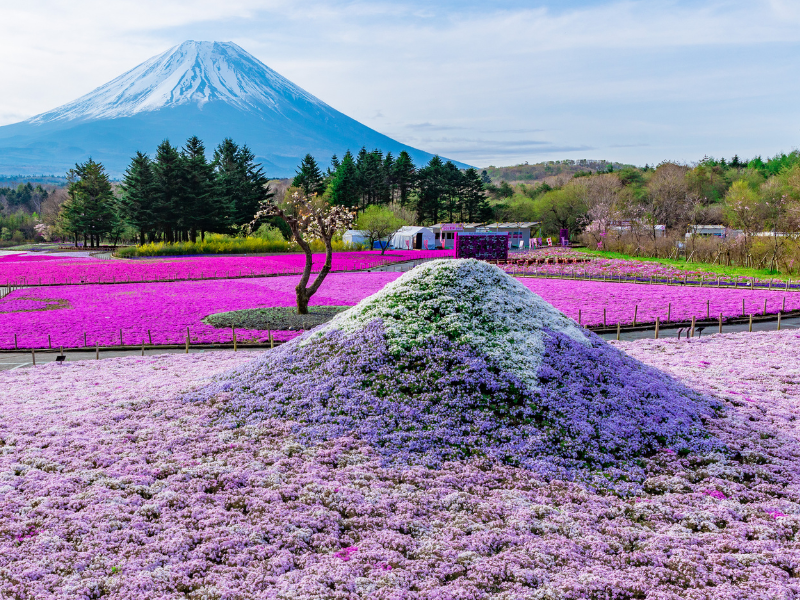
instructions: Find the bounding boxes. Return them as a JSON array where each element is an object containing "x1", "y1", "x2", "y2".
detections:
[{"x1": 391, "y1": 226, "x2": 435, "y2": 250}]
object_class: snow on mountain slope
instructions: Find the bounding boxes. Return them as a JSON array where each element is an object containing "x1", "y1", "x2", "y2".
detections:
[
  {"x1": 0, "y1": 40, "x2": 469, "y2": 177},
  {"x1": 29, "y1": 41, "x2": 325, "y2": 124}
]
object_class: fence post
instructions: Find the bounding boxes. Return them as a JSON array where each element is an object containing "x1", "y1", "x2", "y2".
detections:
[
  {"x1": 31, "y1": 349, "x2": 35, "y2": 366},
  {"x1": 578, "y1": 309, "x2": 581, "y2": 326},
  {"x1": 48, "y1": 334, "x2": 52, "y2": 349},
  {"x1": 749, "y1": 314, "x2": 753, "y2": 332},
  {"x1": 742, "y1": 298, "x2": 745, "y2": 317},
  {"x1": 84, "y1": 332, "x2": 87, "y2": 347},
  {"x1": 96, "y1": 343, "x2": 99, "y2": 360},
  {"x1": 14, "y1": 333, "x2": 17, "y2": 350},
  {"x1": 667, "y1": 303, "x2": 671, "y2": 323},
  {"x1": 783, "y1": 297, "x2": 786, "y2": 313},
  {"x1": 763, "y1": 299, "x2": 767, "y2": 316},
  {"x1": 120, "y1": 329, "x2": 123, "y2": 346},
  {"x1": 233, "y1": 326, "x2": 237, "y2": 352},
  {"x1": 706, "y1": 300, "x2": 710, "y2": 319},
  {"x1": 718, "y1": 313, "x2": 722, "y2": 334},
  {"x1": 141, "y1": 343, "x2": 144, "y2": 357},
  {"x1": 778, "y1": 312, "x2": 782, "y2": 331},
  {"x1": 269, "y1": 330, "x2": 274, "y2": 349},
  {"x1": 186, "y1": 328, "x2": 190, "y2": 353},
  {"x1": 148, "y1": 330, "x2": 152, "y2": 345},
  {"x1": 633, "y1": 305, "x2": 638, "y2": 327},
  {"x1": 691, "y1": 316, "x2": 696, "y2": 337},
  {"x1": 616, "y1": 322, "x2": 620, "y2": 341},
  {"x1": 603, "y1": 308, "x2": 607, "y2": 328},
  {"x1": 655, "y1": 317, "x2": 659, "y2": 339}
]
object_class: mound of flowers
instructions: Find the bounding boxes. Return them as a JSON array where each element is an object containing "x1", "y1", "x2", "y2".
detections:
[{"x1": 197, "y1": 259, "x2": 720, "y2": 488}]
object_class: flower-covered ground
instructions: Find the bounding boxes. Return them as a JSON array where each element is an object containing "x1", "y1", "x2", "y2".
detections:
[
  {"x1": 2, "y1": 325, "x2": 800, "y2": 596},
  {"x1": 0, "y1": 250, "x2": 448, "y2": 286},
  {"x1": 505, "y1": 248, "x2": 795, "y2": 288},
  {"x1": 1, "y1": 269, "x2": 797, "y2": 348},
  {"x1": 196, "y1": 262, "x2": 719, "y2": 489}
]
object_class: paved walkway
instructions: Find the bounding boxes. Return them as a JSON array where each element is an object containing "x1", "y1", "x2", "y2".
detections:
[{"x1": 0, "y1": 348, "x2": 262, "y2": 371}]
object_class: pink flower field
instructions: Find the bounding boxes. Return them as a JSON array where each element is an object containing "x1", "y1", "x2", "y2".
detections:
[
  {"x1": 1, "y1": 331, "x2": 799, "y2": 598},
  {"x1": 505, "y1": 248, "x2": 797, "y2": 288},
  {"x1": 0, "y1": 250, "x2": 451, "y2": 286},
  {"x1": 1, "y1": 271, "x2": 798, "y2": 348}
]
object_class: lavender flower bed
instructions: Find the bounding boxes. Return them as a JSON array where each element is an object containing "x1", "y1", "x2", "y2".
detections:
[
  {"x1": 194, "y1": 261, "x2": 719, "y2": 491},
  {"x1": 0, "y1": 250, "x2": 451, "y2": 286},
  {"x1": 2, "y1": 320, "x2": 800, "y2": 596}
]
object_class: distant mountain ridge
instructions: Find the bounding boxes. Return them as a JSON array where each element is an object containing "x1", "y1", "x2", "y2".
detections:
[{"x1": 0, "y1": 41, "x2": 466, "y2": 177}]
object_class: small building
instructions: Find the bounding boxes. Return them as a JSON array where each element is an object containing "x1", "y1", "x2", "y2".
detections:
[
  {"x1": 391, "y1": 226, "x2": 436, "y2": 250},
  {"x1": 686, "y1": 225, "x2": 742, "y2": 239},
  {"x1": 482, "y1": 222, "x2": 539, "y2": 249},
  {"x1": 430, "y1": 223, "x2": 485, "y2": 249}
]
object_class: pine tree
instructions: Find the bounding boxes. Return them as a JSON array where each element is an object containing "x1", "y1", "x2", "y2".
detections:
[
  {"x1": 212, "y1": 138, "x2": 272, "y2": 229},
  {"x1": 292, "y1": 154, "x2": 325, "y2": 197},
  {"x1": 327, "y1": 150, "x2": 360, "y2": 211},
  {"x1": 153, "y1": 140, "x2": 185, "y2": 242},
  {"x1": 393, "y1": 151, "x2": 416, "y2": 207},
  {"x1": 416, "y1": 156, "x2": 446, "y2": 224},
  {"x1": 119, "y1": 151, "x2": 157, "y2": 244},
  {"x1": 182, "y1": 136, "x2": 217, "y2": 241},
  {"x1": 463, "y1": 167, "x2": 490, "y2": 222},
  {"x1": 61, "y1": 159, "x2": 118, "y2": 247}
]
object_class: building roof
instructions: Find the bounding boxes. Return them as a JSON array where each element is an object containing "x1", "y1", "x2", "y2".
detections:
[{"x1": 483, "y1": 222, "x2": 539, "y2": 229}]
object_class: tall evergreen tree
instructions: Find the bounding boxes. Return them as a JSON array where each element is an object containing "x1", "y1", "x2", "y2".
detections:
[
  {"x1": 416, "y1": 156, "x2": 447, "y2": 224},
  {"x1": 212, "y1": 138, "x2": 272, "y2": 229},
  {"x1": 462, "y1": 167, "x2": 490, "y2": 222},
  {"x1": 292, "y1": 154, "x2": 325, "y2": 197},
  {"x1": 119, "y1": 151, "x2": 157, "y2": 244},
  {"x1": 327, "y1": 150, "x2": 360, "y2": 211},
  {"x1": 60, "y1": 158, "x2": 118, "y2": 247},
  {"x1": 393, "y1": 151, "x2": 416, "y2": 207},
  {"x1": 182, "y1": 136, "x2": 217, "y2": 241},
  {"x1": 356, "y1": 148, "x2": 387, "y2": 209},
  {"x1": 153, "y1": 140, "x2": 185, "y2": 242}
]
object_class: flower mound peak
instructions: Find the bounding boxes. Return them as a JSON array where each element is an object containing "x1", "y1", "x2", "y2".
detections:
[{"x1": 198, "y1": 259, "x2": 721, "y2": 489}]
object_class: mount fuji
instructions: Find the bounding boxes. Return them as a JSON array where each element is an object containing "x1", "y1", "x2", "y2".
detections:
[{"x1": 0, "y1": 41, "x2": 465, "y2": 177}]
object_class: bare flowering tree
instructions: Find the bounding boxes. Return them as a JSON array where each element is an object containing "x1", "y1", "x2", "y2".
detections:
[{"x1": 251, "y1": 188, "x2": 354, "y2": 314}]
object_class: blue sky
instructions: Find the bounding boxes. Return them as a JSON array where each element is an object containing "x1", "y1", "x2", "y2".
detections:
[{"x1": 2, "y1": 0, "x2": 799, "y2": 167}]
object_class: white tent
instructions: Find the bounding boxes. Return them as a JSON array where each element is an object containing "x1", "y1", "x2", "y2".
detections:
[
  {"x1": 391, "y1": 226, "x2": 435, "y2": 250},
  {"x1": 342, "y1": 230, "x2": 371, "y2": 246}
]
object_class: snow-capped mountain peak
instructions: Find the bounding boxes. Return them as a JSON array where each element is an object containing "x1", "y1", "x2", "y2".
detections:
[{"x1": 28, "y1": 41, "x2": 325, "y2": 124}]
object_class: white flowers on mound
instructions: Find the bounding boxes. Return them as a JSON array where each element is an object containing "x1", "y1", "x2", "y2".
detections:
[{"x1": 309, "y1": 259, "x2": 590, "y2": 389}]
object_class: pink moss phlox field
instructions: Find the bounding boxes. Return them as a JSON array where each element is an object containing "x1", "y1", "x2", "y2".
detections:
[
  {"x1": 2, "y1": 273, "x2": 798, "y2": 348},
  {"x1": 0, "y1": 250, "x2": 451, "y2": 286},
  {"x1": 506, "y1": 248, "x2": 790, "y2": 285},
  {"x1": 2, "y1": 333, "x2": 800, "y2": 598},
  {"x1": 518, "y1": 278, "x2": 800, "y2": 325},
  {"x1": 0, "y1": 273, "x2": 399, "y2": 348}
]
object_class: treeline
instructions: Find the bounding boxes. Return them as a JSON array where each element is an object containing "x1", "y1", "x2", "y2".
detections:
[
  {"x1": 293, "y1": 150, "x2": 491, "y2": 224},
  {"x1": 494, "y1": 150, "x2": 800, "y2": 270},
  {"x1": 58, "y1": 137, "x2": 272, "y2": 246},
  {"x1": 0, "y1": 183, "x2": 50, "y2": 213}
]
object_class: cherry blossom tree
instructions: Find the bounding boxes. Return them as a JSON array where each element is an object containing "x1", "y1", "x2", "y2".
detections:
[{"x1": 251, "y1": 187, "x2": 354, "y2": 314}]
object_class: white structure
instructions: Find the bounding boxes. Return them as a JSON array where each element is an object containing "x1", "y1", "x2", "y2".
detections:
[
  {"x1": 391, "y1": 226, "x2": 436, "y2": 250},
  {"x1": 342, "y1": 230, "x2": 371, "y2": 247}
]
